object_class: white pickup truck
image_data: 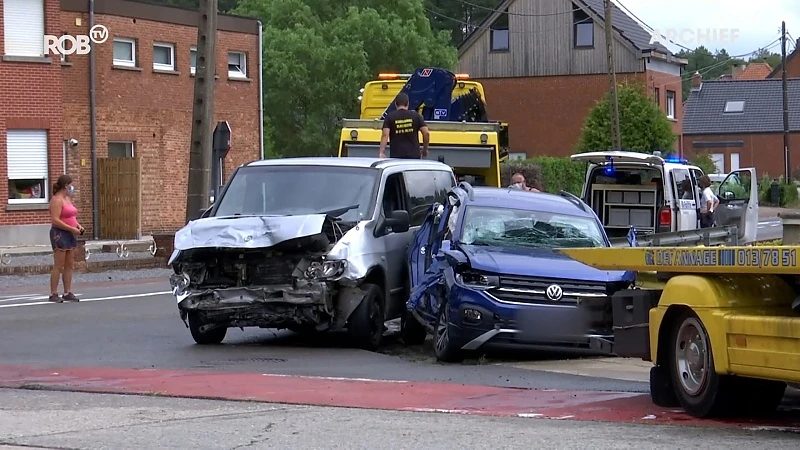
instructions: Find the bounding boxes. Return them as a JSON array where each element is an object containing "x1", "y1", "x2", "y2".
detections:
[{"x1": 570, "y1": 151, "x2": 759, "y2": 245}]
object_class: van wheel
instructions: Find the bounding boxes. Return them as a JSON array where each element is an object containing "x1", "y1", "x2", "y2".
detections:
[
  {"x1": 188, "y1": 312, "x2": 227, "y2": 345},
  {"x1": 401, "y1": 310, "x2": 427, "y2": 345},
  {"x1": 668, "y1": 311, "x2": 732, "y2": 417},
  {"x1": 347, "y1": 283, "x2": 385, "y2": 351},
  {"x1": 433, "y1": 302, "x2": 463, "y2": 363}
]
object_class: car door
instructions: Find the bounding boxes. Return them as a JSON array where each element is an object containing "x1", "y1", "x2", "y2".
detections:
[
  {"x1": 670, "y1": 167, "x2": 698, "y2": 231},
  {"x1": 377, "y1": 171, "x2": 413, "y2": 319},
  {"x1": 715, "y1": 168, "x2": 758, "y2": 243}
]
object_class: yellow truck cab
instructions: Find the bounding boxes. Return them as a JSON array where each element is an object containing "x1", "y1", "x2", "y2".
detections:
[{"x1": 338, "y1": 68, "x2": 509, "y2": 187}]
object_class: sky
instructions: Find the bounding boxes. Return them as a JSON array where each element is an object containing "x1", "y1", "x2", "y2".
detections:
[{"x1": 613, "y1": 0, "x2": 799, "y2": 57}]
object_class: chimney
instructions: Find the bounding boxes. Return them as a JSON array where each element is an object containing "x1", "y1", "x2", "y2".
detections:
[
  {"x1": 691, "y1": 71, "x2": 702, "y2": 89},
  {"x1": 731, "y1": 63, "x2": 745, "y2": 78}
]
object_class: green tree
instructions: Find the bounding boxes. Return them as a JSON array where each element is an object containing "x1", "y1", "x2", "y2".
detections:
[
  {"x1": 233, "y1": 0, "x2": 457, "y2": 157},
  {"x1": 576, "y1": 82, "x2": 676, "y2": 154},
  {"x1": 677, "y1": 46, "x2": 746, "y2": 99}
]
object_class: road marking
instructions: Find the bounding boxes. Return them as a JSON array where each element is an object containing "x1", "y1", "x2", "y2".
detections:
[
  {"x1": 264, "y1": 374, "x2": 409, "y2": 383},
  {"x1": 0, "y1": 291, "x2": 171, "y2": 309}
]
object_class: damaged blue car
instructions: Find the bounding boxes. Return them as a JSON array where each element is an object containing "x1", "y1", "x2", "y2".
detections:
[{"x1": 403, "y1": 182, "x2": 635, "y2": 362}]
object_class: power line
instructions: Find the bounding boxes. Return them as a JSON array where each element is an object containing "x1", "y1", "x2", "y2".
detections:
[
  {"x1": 424, "y1": 6, "x2": 592, "y2": 35},
  {"x1": 456, "y1": 0, "x2": 582, "y2": 17}
]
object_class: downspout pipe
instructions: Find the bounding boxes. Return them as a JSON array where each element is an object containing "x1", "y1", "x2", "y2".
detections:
[
  {"x1": 257, "y1": 20, "x2": 264, "y2": 159},
  {"x1": 89, "y1": 0, "x2": 99, "y2": 239}
]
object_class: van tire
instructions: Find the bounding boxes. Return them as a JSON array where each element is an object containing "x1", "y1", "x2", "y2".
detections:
[
  {"x1": 347, "y1": 283, "x2": 385, "y2": 351},
  {"x1": 433, "y1": 301, "x2": 464, "y2": 363},
  {"x1": 188, "y1": 312, "x2": 227, "y2": 345}
]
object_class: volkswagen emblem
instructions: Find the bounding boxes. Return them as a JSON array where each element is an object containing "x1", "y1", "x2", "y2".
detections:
[{"x1": 545, "y1": 284, "x2": 563, "y2": 301}]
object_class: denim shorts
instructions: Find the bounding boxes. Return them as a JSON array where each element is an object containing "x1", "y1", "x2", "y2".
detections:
[{"x1": 50, "y1": 227, "x2": 77, "y2": 251}]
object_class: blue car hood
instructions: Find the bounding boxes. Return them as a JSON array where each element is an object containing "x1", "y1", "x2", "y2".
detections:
[{"x1": 458, "y1": 244, "x2": 633, "y2": 283}]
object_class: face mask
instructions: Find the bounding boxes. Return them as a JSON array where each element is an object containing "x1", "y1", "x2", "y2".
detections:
[{"x1": 511, "y1": 183, "x2": 524, "y2": 190}]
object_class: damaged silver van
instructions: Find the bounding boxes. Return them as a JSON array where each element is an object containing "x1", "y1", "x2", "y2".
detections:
[{"x1": 168, "y1": 157, "x2": 456, "y2": 351}]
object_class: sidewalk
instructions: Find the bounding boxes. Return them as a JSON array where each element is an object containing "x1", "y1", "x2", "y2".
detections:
[{"x1": 761, "y1": 206, "x2": 798, "y2": 220}]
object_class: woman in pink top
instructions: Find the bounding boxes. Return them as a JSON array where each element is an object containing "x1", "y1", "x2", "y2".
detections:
[{"x1": 48, "y1": 175, "x2": 85, "y2": 303}]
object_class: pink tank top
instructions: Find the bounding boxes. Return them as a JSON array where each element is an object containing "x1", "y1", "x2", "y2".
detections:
[{"x1": 61, "y1": 201, "x2": 79, "y2": 228}]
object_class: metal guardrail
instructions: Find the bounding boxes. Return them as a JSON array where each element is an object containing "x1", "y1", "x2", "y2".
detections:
[
  {"x1": 0, "y1": 241, "x2": 163, "y2": 266},
  {"x1": 610, "y1": 226, "x2": 740, "y2": 248}
]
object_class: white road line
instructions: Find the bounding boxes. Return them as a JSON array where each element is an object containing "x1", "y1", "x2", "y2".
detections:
[{"x1": 0, "y1": 291, "x2": 172, "y2": 309}]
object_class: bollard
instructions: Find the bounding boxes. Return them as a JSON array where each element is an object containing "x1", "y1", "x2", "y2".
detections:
[
  {"x1": 780, "y1": 213, "x2": 800, "y2": 245},
  {"x1": 770, "y1": 179, "x2": 781, "y2": 205}
]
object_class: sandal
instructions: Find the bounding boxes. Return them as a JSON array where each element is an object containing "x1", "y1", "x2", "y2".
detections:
[
  {"x1": 62, "y1": 292, "x2": 80, "y2": 302},
  {"x1": 48, "y1": 293, "x2": 63, "y2": 303}
]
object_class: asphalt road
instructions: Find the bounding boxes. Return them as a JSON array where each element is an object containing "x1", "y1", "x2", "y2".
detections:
[
  {"x1": 1, "y1": 389, "x2": 797, "y2": 449},
  {"x1": 758, "y1": 218, "x2": 783, "y2": 241},
  {"x1": 0, "y1": 279, "x2": 646, "y2": 392}
]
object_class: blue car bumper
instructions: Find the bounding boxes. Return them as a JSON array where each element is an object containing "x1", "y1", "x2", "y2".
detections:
[{"x1": 444, "y1": 285, "x2": 614, "y2": 353}]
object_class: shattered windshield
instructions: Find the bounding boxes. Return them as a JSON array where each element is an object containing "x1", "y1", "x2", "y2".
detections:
[
  {"x1": 458, "y1": 206, "x2": 606, "y2": 249},
  {"x1": 214, "y1": 165, "x2": 379, "y2": 222}
]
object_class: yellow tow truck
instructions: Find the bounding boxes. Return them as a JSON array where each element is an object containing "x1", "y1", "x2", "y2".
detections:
[
  {"x1": 557, "y1": 245, "x2": 800, "y2": 418},
  {"x1": 338, "y1": 67, "x2": 509, "y2": 187}
]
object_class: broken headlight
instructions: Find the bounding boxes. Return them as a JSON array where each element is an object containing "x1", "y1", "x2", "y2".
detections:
[
  {"x1": 455, "y1": 270, "x2": 499, "y2": 290},
  {"x1": 170, "y1": 272, "x2": 191, "y2": 296},
  {"x1": 304, "y1": 259, "x2": 347, "y2": 279}
]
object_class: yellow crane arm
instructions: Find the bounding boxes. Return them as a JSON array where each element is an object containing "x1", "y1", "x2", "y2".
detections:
[{"x1": 557, "y1": 247, "x2": 800, "y2": 275}]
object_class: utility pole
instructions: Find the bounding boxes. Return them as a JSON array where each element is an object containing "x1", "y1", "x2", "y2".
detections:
[
  {"x1": 186, "y1": 0, "x2": 218, "y2": 222},
  {"x1": 782, "y1": 21, "x2": 791, "y2": 180},
  {"x1": 603, "y1": 0, "x2": 622, "y2": 150}
]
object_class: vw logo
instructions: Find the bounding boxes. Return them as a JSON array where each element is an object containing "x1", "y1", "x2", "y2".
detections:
[{"x1": 545, "y1": 284, "x2": 563, "y2": 301}]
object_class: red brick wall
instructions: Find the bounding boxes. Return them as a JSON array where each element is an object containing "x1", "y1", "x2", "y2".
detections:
[
  {"x1": 0, "y1": 0, "x2": 64, "y2": 226},
  {"x1": 767, "y1": 50, "x2": 800, "y2": 78},
  {"x1": 60, "y1": 12, "x2": 261, "y2": 235},
  {"x1": 477, "y1": 70, "x2": 682, "y2": 158},
  {"x1": 682, "y1": 133, "x2": 800, "y2": 177},
  {"x1": 643, "y1": 69, "x2": 683, "y2": 150}
]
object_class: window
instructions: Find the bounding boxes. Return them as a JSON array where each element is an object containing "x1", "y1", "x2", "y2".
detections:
[
  {"x1": 112, "y1": 38, "x2": 136, "y2": 67},
  {"x1": 7, "y1": 130, "x2": 49, "y2": 204},
  {"x1": 654, "y1": 87, "x2": 660, "y2": 106},
  {"x1": 573, "y1": 6, "x2": 594, "y2": 48},
  {"x1": 404, "y1": 170, "x2": 446, "y2": 226},
  {"x1": 724, "y1": 100, "x2": 745, "y2": 113},
  {"x1": 228, "y1": 51, "x2": 247, "y2": 78},
  {"x1": 153, "y1": 43, "x2": 175, "y2": 71},
  {"x1": 108, "y1": 141, "x2": 135, "y2": 159},
  {"x1": 459, "y1": 206, "x2": 606, "y2": 249},
  {"x1": 190, "y1": 46, "x2": 197, "y2": 74},
  {"x1": 671, "y1": 168, "x2": 694, "y2": 201},
  {"x1": 666, "y1": 90, "x2": 676, "y2": 119},
  {"x1": 489, "y1": 10, "x2": 509, "y2": 52},
  {"x1": 719, "y1": 171, "x2": 751, "y2": 200},
  {"x1": 710, "y1": 153, "x2": 724, "y2": 174},
  {"x1": 214, "y1": 165, "x2": 379, "y2": 222},
  {"x1": 509, "y1": 152, "x2": 527, "y2": 160},
  {"x1": 3, "y1": 0, "x2": 45, "y2": 57}
]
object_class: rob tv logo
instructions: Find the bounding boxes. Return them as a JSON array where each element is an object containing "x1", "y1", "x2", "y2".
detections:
[{"x1": 44, "y1": 24, "x2": 108, "y2": 56}]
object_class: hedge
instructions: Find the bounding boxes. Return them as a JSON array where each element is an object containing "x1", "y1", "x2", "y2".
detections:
[
  {"x1": 757, "y1": 176, "x2": 798, "y2": 207},
  {"x1": 500, "y1": 156, "x2": 586, "y2": 195}
]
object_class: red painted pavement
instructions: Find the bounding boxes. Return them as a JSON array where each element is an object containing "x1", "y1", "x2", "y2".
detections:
[{"x1": 0, "y1": 365, "x2": 798, "y2": 430}]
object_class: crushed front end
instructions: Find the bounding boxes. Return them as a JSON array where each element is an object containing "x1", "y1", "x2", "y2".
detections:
[{"x1": 169, "y1": 214, "x2": 353, "y2": 332}]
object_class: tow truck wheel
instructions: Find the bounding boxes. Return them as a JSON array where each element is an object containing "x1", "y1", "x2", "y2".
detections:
[
  {"x1": 668, "y1": 311, "x2": 731, "y2": 417},
  {"x1": 649, "y1": 365, "x2": 680, "y2": 407},
  {"x1": 347, "y1": 283, "x2": 385, "y2": 351},
  {"x1": 187, "y1": 312, "x2": 227, "y2": 345},
  {"x1": 400, "y1": 310, "x2": 427, "y2": 345},
  {"x1": 433, "y1": 302, "x2": 464, "y2": 363}
]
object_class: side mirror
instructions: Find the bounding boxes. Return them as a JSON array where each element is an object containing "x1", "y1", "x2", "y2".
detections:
[
  {"x1": 385, "y1": 210, "x2": 410, "y2": 233},
  {"x1": 723, "y1": 191, "x2": 735, "y2": 199}
]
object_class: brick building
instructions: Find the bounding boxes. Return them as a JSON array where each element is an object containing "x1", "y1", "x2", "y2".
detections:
[
  {"x1": 681, "y1": 73, "x2": 800, "y2": 177},
  {"x1": 0, "y1": 0, "x2": 262, "y2": 246},
  {"x1": 456, "y1": 0, "x2": 686, "y2": 159}
]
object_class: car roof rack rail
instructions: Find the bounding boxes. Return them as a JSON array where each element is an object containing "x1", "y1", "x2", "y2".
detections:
[{"x1": 558, "y1": 190, "x2": 591, "y2": 213}]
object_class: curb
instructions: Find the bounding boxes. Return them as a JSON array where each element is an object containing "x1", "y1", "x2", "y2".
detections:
[{"x1": 0, "y1": 257, "x2": 169, "y2": 276}]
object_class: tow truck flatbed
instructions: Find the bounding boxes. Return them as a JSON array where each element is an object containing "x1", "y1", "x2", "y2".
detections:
[{"x1": 555, "y1": 245, "x2": 800, "y2": 419}]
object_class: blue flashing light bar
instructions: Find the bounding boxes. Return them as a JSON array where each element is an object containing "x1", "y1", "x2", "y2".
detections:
[{"x1": 664, "y1": 156, "x2": 688, "y2": 164}]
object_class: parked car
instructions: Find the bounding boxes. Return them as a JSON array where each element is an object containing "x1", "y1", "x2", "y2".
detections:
[
  {"x1": 168, "y1": 157, "x2": 456, "y2": 351},
  {"x1": 403, "y1": 182, "x2": 636, "y2": 362}
]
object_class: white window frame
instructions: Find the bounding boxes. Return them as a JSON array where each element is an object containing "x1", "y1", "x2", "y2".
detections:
[
  {"x1": 108, "y1": 141, "x2": 135, "y2": 159},
  {"x1": 228, "y1": 51, "x2": 247, "y2": 78},
  {"x1": 152, "y1": 42, "x2": 175, "y2": 71},
  {"x1": 7, "y1": 130, "x2": 49, "y2": 205},
  {"x1": 190, "y1": 46, "x2": 197, "y2": 75},
  {"x1": 112, "y1": 38, "x2": 136, "y2": 68},
  {"x1": 724, "y1": 100, "x2": 745, "y2": 113},
  {"x1": 666, "y1": 90, "x2": 676, "y2": 119},
  {"x1": 3, "y1": 0, "x2": 45, "y2": 57}
]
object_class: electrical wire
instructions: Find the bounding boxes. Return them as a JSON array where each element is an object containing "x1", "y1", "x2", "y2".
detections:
[
  {"x1": 424, "y1": 6, "x2": 592, "y2": 36},
  {"x1": 455, "y1": 0, "x2": 583, "y2": 17}
]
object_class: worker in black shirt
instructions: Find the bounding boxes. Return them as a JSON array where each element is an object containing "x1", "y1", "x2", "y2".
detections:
[{"x1": 378, "y1": 93, "x2": 430, "y2": 159}]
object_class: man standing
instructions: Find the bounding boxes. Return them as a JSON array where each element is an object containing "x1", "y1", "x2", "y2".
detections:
[
  {"x1": 509, "y1": 172, "x2": 541, "y2": 192},
  {"x1": 378, "y1": 93, "x2": 430, "y2": 159}
]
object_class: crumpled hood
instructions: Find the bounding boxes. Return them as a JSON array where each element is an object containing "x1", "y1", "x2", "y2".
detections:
[
  {"x1": 458, "y1": 244, "x2": 633, "y2": 283},
  {"x1": 170, "y1": 214, "x2": 329, "y2": 264}
]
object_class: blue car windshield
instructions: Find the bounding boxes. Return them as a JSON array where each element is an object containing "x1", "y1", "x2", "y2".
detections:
[
  {"x1": 458, "y1": 206, "x2": 606, "y2": 248},
  {"x1": 214, "y1": 165, "x2": 378, "y2": 222}
]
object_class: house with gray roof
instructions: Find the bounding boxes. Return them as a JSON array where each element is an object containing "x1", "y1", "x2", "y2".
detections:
[
  {"x1": 455, "y1": 0, "x2": 687, "y2": 159},
  {"x1": 682, "y1": 72, "x2": 800, "y2": 177}
]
